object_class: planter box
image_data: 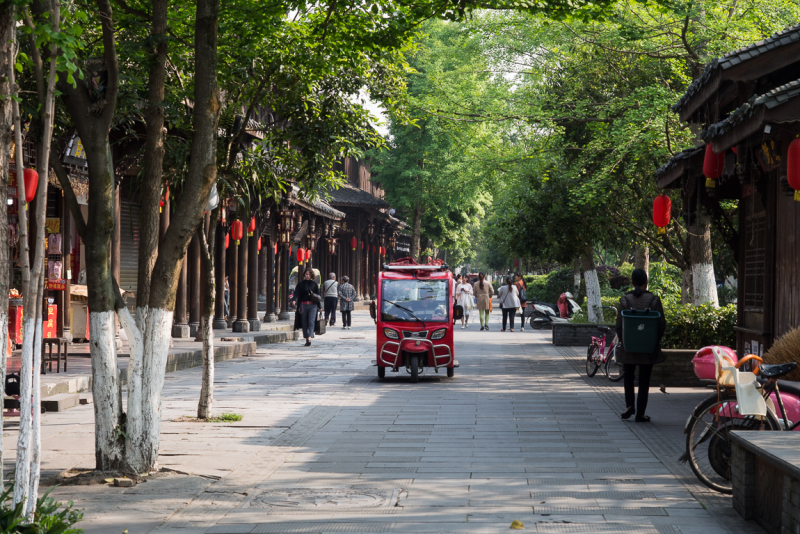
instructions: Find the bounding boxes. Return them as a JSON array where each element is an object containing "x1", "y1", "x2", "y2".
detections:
[
  {"x1": 552, "y1": 323, "x2": 615, "y2": 347},
  {"x1": 651, "y1": 348, "x2": 705, "y2": 387}
]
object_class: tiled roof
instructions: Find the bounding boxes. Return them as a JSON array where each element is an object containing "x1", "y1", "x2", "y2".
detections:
[
  {"x1": 326, "y1": 183, "x2": 390, "y2": 209},
  {"x1": 672, "y1": 23, "x2": 800, "y2": 114},
  {"x1": 702, "y1": 79, "x2": 800, "y2": 142},
  {"x1": 655, "y1": 146, "x2": 704, "y2": 188},
  {"x1": 291, "y1": 185, "x2": 345, "y2": 220}
]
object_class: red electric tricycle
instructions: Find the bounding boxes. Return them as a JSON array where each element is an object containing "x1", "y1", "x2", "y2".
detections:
[{"x1": 371, "y1": 258, "x2": 458, "y2": 382}]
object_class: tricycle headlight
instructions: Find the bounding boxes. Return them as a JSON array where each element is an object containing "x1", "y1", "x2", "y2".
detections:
[
  {"x1": 383, "y1": 328, "x2": 399, "y2": 340},
  {"x1": 430, "y1": 328, "x2": 446, "y2": 340}
]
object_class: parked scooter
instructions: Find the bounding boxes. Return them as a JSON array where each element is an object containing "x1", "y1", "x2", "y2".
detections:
[{"x1": 530, "y1": 292, "x2": 581, "y2": 329}]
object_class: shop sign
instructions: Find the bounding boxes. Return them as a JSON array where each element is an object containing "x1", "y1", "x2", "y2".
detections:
[
  {"x1": 46, "y1": 279, "x2": 67, "y2": 291},
  {"x1": 45, "y1": 218, "x2": 61, "y2": 234},
  {"x1": 44, "y1": 305, "x2": 56, "y2": 338},
  {"x1": 8, "y1": 169, "x2": 17, "y2": 198}
]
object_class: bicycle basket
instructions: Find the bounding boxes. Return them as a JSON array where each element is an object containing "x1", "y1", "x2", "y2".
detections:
[{"x1": 620, "y1": 309, "x2": 661, "y2": 353}]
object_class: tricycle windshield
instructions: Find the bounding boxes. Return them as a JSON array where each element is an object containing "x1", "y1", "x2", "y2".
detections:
[{"x1": 381, "y1": 279, "x2": 450, "y2": 323}]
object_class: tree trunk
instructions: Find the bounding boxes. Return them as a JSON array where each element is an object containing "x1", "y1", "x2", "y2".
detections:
[
  {"x1": 681, "y1": 269, "x2": 693, "y2": 304},
  {"x1": 411, "y1": 201, "x2": 422, "y2": 261},
  {"x1": 634, "y1": 245, "x2": 649, "y2": 275},
  {"x1": 690, "y1": 211, "x2": 719, "y2": 307},
  {"x1": 0, "y1": 0, "x2": 15, "y2": 488},
  {"x1": 572, "y1": 258, "x2": 581, "y2": 295},
  {"x1": 581, "y1": 245, "x2": 602, "y2": 323},
  {"x1": 198, "y1": 209, "x2": 218, "y2": 419}
]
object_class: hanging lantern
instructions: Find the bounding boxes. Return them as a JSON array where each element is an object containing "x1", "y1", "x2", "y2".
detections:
[
  {"x1": 257, "y1": 237, "x2": 262, "y2": 251},
  {"x1": 703, "y1": 143, "x2": 725, "y2": 187},
  {"x1": 652, "y1": 194, "x2": 672, "y2": 234},
  {"x1": 428, "y1": 256, "x2": 432, "y2": 263},
  {"x1": 388, "y1": 234, "x2": 396, "y2": 249},
  {"x1": 231, "y1": 220, "x2": 244, "y2": 245},
  {"x1": 221, "y1": 204, "x2": 227, "y2": 224},
  {"x1": 308, "y1": 234, "x2": 317, "y2": 250},
  {"x1": 350, "y1": 237, "x2": 357, "y2": 250},
  {"x1": 380, "y1": 246, "x2": 385, "y2": 256},
  {"x1": 306, "y1": 249, "x2": 312, "y2": 261},
  {"x1": 297, "y1": 247, "x2": 305, "y2": 263},
  {"x1": 295, "y1": 209, "x2": 302, "y2": 226},
  {"x1": 788, "y1": 138, "x2": 800, "y2": 201},
  {"x1": 274, "y1": 242, "x2": 278, "y2": 255},
  {"x1": 248, "y1": 216, "x2": 256, "y2": 236},
  {"x1": 159, "y1": 185, "x2": 169, "y2": 213},
  {"x1": 22, "y1": 168, "x2": 39, "y2": 204},
  {"x1": 331, "y1": 238, "x2": 337, "y2": 255},
  {"x1": 225, "y1": 233, "x2": 229, "y2": 249},
  {"x1": 367, "y1": 221, "x2": 375, "y2": 236}
]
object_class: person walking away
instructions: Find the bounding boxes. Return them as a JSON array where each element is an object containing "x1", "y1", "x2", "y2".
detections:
[
  {"x1": 338, "y1": 276, "x2": 356, "y2": 329},
  {"x1": 293, "y1": 268, "x2": 320, "y2": 346},
  {"x1": 322, "y1": 273, "x2": 339, "y2": 326},
  {"x1": 473, "y1": 272, "x2": 494, "y2": 331},
  {"x1": 616, "y1": 268, "x2": 666, "y2": 423},
  {"x1": 514, "y1": 272, "x2": 527, "y2": 331},
  {"x1": 497, "y1": 276, "x2": 521, "y2": 332},
  {"x1": 456, "y1": 277, "x2": 474, "y2": 328},
  {"x1": 223, "y1": 276, "x2": 230, "y2": 319}
]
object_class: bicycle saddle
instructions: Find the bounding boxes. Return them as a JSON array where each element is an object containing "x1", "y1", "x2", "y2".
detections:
[
  {"x1": 760, "y1": 362, "x2": 798, "y2": 378},
  {"x1": 597, "y1": 326, "x2": 611, "y2": 334}
]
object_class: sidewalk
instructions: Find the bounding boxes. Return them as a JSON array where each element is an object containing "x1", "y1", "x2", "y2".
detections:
[{"x1": 5, "y1": 315, "x2": 761, "y2": 533}]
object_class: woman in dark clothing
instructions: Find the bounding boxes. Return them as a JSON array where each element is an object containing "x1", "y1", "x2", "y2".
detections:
[
  {"x1": 615, "y1": 268, "x2": 666, "y2": 422},
  {"x1": 293, "y1": 268, "x2": 320, "y2": 346}
]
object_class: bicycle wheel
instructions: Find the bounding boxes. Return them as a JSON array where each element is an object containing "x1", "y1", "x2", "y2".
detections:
[
  {"x1": 685, "y1": 392, "x2": 780, "y2": 493},
  {"x1": 586, "y1": 343, "x2": 601, "y2": 377},
  {"x1": 604, "y1": 344, "x2": 625, "y2": 382}
]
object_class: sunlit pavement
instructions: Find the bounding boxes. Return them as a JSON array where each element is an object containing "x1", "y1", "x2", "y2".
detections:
[{"x1": 24, "y1": 312, "x2": 763, "y2": 533}]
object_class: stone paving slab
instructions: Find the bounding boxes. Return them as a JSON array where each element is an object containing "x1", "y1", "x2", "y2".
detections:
[{"x1": 6, "y1": 314, "x2": 768, "y2": 533}]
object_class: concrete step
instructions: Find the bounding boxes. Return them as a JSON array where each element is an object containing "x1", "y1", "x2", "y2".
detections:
[{"x1": 41, "y1": 393, "x2": 81, "y2": 413}]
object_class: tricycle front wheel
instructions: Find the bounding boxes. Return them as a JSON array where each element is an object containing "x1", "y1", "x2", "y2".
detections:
[
  {"x1": 378, "y1": 366, "x2": 385, "y2": 379},
  {"x1": 410, "y1": 354, "x2": 419, "y2": 383}
]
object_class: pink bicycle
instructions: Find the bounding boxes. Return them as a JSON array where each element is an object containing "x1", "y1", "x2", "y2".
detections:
[{"x1": 586, "y1": 325, "x2": 624, "y2": 381}]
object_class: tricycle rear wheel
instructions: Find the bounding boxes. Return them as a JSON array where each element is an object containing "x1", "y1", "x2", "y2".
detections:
[
  {"x1": 378, "y1": 366, "x2": 385, "y2": 379},
  {"x1": 447, "y1": 366, "x2": 454, "y2": 378},
  {"x1": 410, "y1": 354, "x2": 419, "y2": 383}
]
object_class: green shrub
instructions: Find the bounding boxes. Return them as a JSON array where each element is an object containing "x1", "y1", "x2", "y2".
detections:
[
  {"x1": 525, "y1": 275, "x2": 548, "y2": 302},
  {"x1": 0, "y1": 486, "x2": 83, "y2": 533},
  {"x1": 661, "y1": 304, "x2": 737, "y2": 349}
]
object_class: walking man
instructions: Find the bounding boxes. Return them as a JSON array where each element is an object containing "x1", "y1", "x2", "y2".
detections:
[
  {"x1": 338, "y1": 276, "x2": 356, "y2": 329},
  {"x1": 323, "y1": 273, "x2": 339, "y2": 326}
]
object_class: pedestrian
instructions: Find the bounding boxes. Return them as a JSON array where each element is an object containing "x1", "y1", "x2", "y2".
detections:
[
  {"x1": 616, "y1": 268, "x2": 666, "y2": 423},
  {"x1": 223, "y1": 276, "x2": 230, "y2": 319},
  {"x1": 456, "y1": 276, "x2": 474, "y2": 328},
  {"x1": 293, "y1": 267, "x2": 320, "y2": 347},
  {"x1": 473, "y1": 272, "x2": 494, "y2": 331},
  {"x1": 514, "y1": 272, "x2": 527, "y2": 331},
  {"x1": 322, "y1": 273, "x2": 339, "y2": 326},
  {"x1": 497, "y1": 276, "x2": 520, "y2": 332},
  {"x1": 338, "y1": 276, "x2": 356, "y2": 329},
  {"x1": 452, "y1": 274, "x2": 461, "y2": 324}
]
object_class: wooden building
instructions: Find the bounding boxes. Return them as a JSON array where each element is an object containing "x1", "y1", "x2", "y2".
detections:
[{"x1": 657, "y1": 23, "x2": 800, "y2": 356}]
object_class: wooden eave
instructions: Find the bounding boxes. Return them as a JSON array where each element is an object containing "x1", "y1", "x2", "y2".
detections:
[{"x1": 712, "y1": 100, "x2": 800, "y2": 152}]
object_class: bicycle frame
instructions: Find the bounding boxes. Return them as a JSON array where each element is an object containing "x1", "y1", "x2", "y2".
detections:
[{"x1": 589, "y1": 333, "x2": 617, "y2": 364}]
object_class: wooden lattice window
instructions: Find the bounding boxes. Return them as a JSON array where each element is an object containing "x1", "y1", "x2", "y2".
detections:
[{"x1": 743, "y1": 212, "x2": 766, "y2": 311}]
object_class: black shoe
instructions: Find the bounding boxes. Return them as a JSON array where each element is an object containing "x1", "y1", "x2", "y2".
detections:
[
  {"x1": 635, "y1": 415, "x2": 651, "y2": 423},
  {"x1": 305, "y1": 340, "x2": 311, "y2": 346},
  {"x1": 621, "y1": 407, "x2": 635, "y2": 420}
]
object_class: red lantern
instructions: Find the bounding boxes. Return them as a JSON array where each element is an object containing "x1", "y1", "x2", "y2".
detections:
[
  {"x1": 225, "y1": 233, "x2": 229, "y2": 249},
  {"x1": 248, "y1": 216, "x2": 256, "y2": 237},
  {"x1": 159, "y1": 185, "x2": 169, "y2": 213},
  {"x1": 788, "y1": 138, "x2": 800, "y2": 201},
  {"x1": 23, "y1": 168, "x2": 38, "y2": 203},
  {"x1": 306, "y1": 249, "x2": 312, "y2": 261},
  {"x1": 350, "y1": 237, "x2": 357, "y2": 251},
  {"x1": 297, "y1": 247, "x2": 305, "y2": 263},
  {"x1": 380, "y1": 246, "x2": 385, "y2": 256},
  {"x1": 231, "y1": 220, "x2": 244, "y2": 245},
  {"x1": 703, "y1": 143, "x2": 725, "y2": 187},
  {"x1": 428, "y1": 256, "x2": 432, "y2": 263},
  {"x1": 257, "y1": 238, "x2": 261, "y2": 251},
  {"x1": 652, "y1": 194, "x2": 672, "y2": 234},
  {"x1": 274, "y1": 242, "x2": 278, "y2": 255}
]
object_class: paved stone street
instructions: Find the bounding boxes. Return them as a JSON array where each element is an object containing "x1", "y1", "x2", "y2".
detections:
[{"x1": 9, "y1": 311, "x2": 763, "y2": 534}]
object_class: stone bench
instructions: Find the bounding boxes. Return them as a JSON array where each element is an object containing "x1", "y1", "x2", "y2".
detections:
[{"x1": 731, "y1": 431, "x2": 800, "y2": 533}]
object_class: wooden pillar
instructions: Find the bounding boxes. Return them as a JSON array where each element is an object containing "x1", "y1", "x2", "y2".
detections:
[
  {"x1": 60, "y1": 193, "x2": 72, "y2": 341},
  {"x1": 279, "y1": 246, "x2": 290, "y2": 320},
  {"x1": 172, "y1": 252, "x2": 189, "y2": 337},
  {"x1": 355, "y1": 214, "x2": 363, "y2": 300},
  {"x1": 233, "y1": 231, "x2": 249, "y2": 332},
  {"x1": 228, "y1": 237, "x2": 238, "y2": 326},
  {"x1": 264, "y1": 236, "x2": 276, "y2": 322},
  {"x1": 213, "y1": 219, "x2": 227, "y2": 329},
  {"x1": 188, "y1": 231, "x2": 201, "y2": 336},
  {"x1": 247, "y1": 227, "x2": 259, "y2": 331}
]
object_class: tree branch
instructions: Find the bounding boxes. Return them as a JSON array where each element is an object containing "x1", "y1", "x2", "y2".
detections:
[
  {"x1": 49, "y1": 146, "x2": 87, "y2": 240},
  {"x1": 113, "y1": 0, "x2": 150, "y2": 19}
]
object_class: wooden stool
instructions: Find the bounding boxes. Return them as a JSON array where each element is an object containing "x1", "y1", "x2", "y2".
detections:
[{"x1": 42, "y1": 338, "x2": 68, "y2": 374}]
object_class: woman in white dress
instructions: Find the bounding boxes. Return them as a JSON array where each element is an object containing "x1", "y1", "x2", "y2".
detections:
[{"x1": 456, "y1": 277, "x2": 475, "y2": 328}]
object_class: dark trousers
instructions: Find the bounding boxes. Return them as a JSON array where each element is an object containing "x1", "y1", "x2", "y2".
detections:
[
  {"x1": 623, "y1": 364, "x2": 654, "y2": 416},
  {"x1": 341, "y1": 310, "x2": 352, "y2": 327},
  {"x1": 502, "y1": 308, "x2": 516, "y2": 330},
  {"x1": 324, "y1": 297, "x2": 338, "y2": 325},
  {"x1": 299, "y1": 302, "x2": 318, "y2": 340}
]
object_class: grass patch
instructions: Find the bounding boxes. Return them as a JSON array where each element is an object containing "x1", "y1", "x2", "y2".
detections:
[{"x1": 207, "y1": 413, "x2": 243, "y2": 422}]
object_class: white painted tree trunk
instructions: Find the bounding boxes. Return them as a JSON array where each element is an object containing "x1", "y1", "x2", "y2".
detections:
[
  {"x1": 90, "y1": 311, "x2": 124, "y2": 470},
  {"x1": 14, "y1": 317, "x2": 36, "y2": 506},
  {"x1": 692, "y1": 262, "x2": 719, "y2": 308},
  {"x1": 681, "y1": 269, "x2": 693, "y2": 305},
  {"x1": 0, "y1": 312, "x2": 6, "y2": 486},
  {"x1": 27, "y1": 317, "x2": 43, "y2": 518},
  {"x1": 197, "y1": 314, "x2": 214, "y2": 419},
  {"x1": 583, "y1": 269, "x2": 603, "y2": 323}
]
